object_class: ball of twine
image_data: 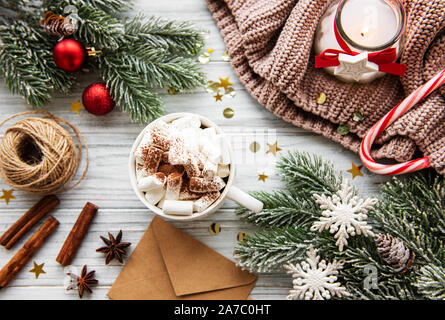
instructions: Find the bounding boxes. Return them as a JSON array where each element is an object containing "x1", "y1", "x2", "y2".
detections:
[{"x1": 0, "y1": 111, "x2": 88, "y2": 195}]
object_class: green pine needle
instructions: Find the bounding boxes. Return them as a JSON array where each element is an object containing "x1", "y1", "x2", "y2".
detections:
[
  {"x1": 277, "y1": 151, "x2": 341, "y2": 196},
  {"x1": 101, "y1": 53, "x2": 166, "y2": 123},
  {"x1": 234, "y1": 227, "x2": 314, "y2": 273},
  {"x1": 236, "y1": 190, "x2": 318, "y2": 229}
]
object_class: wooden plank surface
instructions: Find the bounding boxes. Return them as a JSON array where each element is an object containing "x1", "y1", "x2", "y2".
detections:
[{"x1": 0, "y1": 0, "x2": 389, "y2": 300}]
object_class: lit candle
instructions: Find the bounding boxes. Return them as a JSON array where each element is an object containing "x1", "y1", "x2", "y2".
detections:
[{"x1": 314, "y1": 0, "x2": 405, "y2": 83}]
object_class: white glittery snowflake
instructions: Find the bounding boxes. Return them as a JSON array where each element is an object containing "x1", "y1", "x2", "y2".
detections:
[
  {"x1": 284, "y1": 247, "x2": 349, "y2": 300},
  {"x1": 311, "y1": 179, "x2": 377, "y2": 251}
]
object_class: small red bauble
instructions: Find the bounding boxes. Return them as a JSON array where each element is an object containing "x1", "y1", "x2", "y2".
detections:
[
  {"x1": 82, "y1": 82, "x2": 115, "y2": 116},
  {"x1": 53, "y1": 39, "x2": 86, "y2": 72}
]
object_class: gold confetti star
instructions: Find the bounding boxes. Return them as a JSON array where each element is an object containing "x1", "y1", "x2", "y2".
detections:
[
  {"x1": 347, "y1": 162, "x2": 363, "y2": 179},
  {"x1": 70, "y1": 100, "x2": 84, "y2": 115},
  {"x1": 258, "y1": 173, "x2": 268, "y2": 182},
  {"x1": 214, "y1": 92, "x2": 223, "y2": 102},
  {"x1": 218, "y1": 77, "x2": 233, "y2": 91},
  {"x1": 0, "y1": 189, "x2": 15, "y2": 205},
  {"x1": 29, "y1": 262, "x2": 46, "y2": 279},
  {"x1": 207, "y1": 48, "x2": 214, "y2": 54},
  {"x1": 266, "y1": 141, "x2": 282, "y2": 156}
]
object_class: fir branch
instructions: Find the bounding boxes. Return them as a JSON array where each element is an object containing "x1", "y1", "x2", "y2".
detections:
[
  {"x1": 333, "y1": 237, "x2": 419, "y2": 300},
  {"x1": 234, "y1": 227, "x2": 315, "y2": 272},
  {"x1": 43, "y1": 0, "x2": 130, "y2": 14},
  {"x1": 236, "y1": 190, "x2": 318, "y2": 229},
  {"x1": 0, "y1": 20, "x2": 75, "y2": 106},
  {"x1": 74, "y1": 3, "x2": 124, "y2": 49},
  {"x1": 100, "y1": 53, "x2": 165, "y2": 123},
  {"x1": 277, "y1": 151, "x2": 342, "y2": 197},
  {"x1": 124, "y1": 15, "x2": 205, "y2": 56},
  {"x1": 125, "y1": 49, "x2": 205, "y2": 91},
  {"x1": 415, "y1": 265, "x2": 445, "y2": 300},
  {"x1": 374, "y1": 171, "x2": 445, "y2": 266}
]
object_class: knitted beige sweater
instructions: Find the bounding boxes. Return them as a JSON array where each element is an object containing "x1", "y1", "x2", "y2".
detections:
[{"x1": 206, "y1": 0, "x2": 445, "y2": 175}]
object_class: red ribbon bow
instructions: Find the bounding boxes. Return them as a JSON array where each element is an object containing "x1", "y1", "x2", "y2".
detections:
[{"x1": 315, "y1": 19, "x2": 407, "y2": 77}]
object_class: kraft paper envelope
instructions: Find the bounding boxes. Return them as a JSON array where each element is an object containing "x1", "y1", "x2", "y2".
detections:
[{"x1": 107, "y1": 216, "x2": 257, "y2": 300}]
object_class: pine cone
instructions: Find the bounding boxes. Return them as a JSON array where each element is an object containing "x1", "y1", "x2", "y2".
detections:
[{"x1": 375, "y1": 233, "x2": 415, "y2": 273}]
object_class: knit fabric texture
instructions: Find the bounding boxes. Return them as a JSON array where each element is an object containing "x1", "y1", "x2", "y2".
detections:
[{"x1": 206, "y1": 0, "x2": 445, "y2": 175}]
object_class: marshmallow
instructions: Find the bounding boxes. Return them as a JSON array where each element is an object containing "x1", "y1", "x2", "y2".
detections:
[
  {"x1": 138, "y1": 145, "x2": 163, "y2": 175},
  {"x1": 168, "y1": 137, "x2": 189, "y2": 165},
  {"x1": 171, "y1": 115, "x2": 201, "y2": 129},
  {"x1": 189, "y1": 176, "x2": 226, "y2": 193},
  {"x1": 165, "y1": 172, "x2": 183, "y2": 200},
  {"x1": 138, "y1": 172, "x2": 166, "y2": 192},
  {"x1": 145, "y1": 187, "x2": 166, "y2": 205},
  {"x1": 148, "y1": 121, "x2": 171, "y2": 150},
  {"x1": 161, "y1": 151, "x2": 169, "y2": 163},
  {"x1": 184, "y1": 156, "x2": 201, "y2": 178},
  {"x1": 179, "y1": 182, "x2": 201, "y2": 200},
  {"x1": 217, "y1": 164, "x2": 230, "y2": 178},
  {"x1": 199, "y1": 136, "x2": 222, "y2": 164},
  {"x1": 193, "y1": 192, "x2": 220, "y2": 212},
  {"x1": 203, "y1": 159, "x2": 218, "y2": 180},
  {"x1": 163, "y1": 200, "x2": 194, "y2": 216},
  {"x1": 158, "y1": 163, "x2": 184, "y2": 176},
  {"x1": 136, "y1": 162, "x2": 149, "y2": 182}
]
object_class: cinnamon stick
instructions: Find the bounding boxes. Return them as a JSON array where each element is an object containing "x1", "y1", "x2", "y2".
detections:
[
  {"x1": 56, "y1": 202, "x2": 99, "y2": 266},
  {"x1": 0, "y1": 216, "x2": 59, "y2": 289},
  {"x1": 0, "y1": 195, "x2": 60, "y2": 249}
]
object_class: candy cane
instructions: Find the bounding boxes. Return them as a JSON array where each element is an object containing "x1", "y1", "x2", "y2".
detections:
[{"x1": 360, "y1": 69, "x2": 445, "y2": 175}]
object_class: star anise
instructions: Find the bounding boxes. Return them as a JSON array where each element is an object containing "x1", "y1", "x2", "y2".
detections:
[
  {"x1": 96, "y1": 230, "x2": 131, "y2": 264},
  {"x1": 67, "y1": 265, "x2": 98, "y2": 299}
]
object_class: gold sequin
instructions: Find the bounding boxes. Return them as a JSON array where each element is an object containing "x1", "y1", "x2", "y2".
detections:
[
  {"x1": 316, "y1": 92, "x2": 327, "y2": 105},
  {"x1": 167, "y1": 87, "x2": 179, "y2": 95},
  {"x1": 337, "y1": 125, "x2": 350, "y2": 135},
  {"x1": 223, "y1": 107, "x2": 234, "y2": 118},
  {"x1": 249, "y1": 141, "x2": 261, "y2": 153},
  {"x1": 209, "y1": 222, "x2": 221, "y2": 235},
  {"x1": 199, "y1": 52, "x2": 211, "y2": 64},
  {"x1": 353, "y1": 110, "x2": 364, "y2": 122},
  {"x1": 237, "y1": 232, "x2": 248, "y2": 242},
  {"x1": 205, "y1": 80, "x2": 220, "y2": 94},
  {"x1": 222, "y1": 50, "x2": 230, "y2": 62}
]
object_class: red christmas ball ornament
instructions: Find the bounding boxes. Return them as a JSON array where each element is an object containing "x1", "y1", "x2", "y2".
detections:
[
  {"x1": 53, "y1": 39, "x2": 86, "y2": 72},
  {"x1": 82, "y1": 82, "x2": 115, "y2": 116}
]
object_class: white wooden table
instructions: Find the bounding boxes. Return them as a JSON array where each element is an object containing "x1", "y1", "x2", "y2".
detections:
[{"x1": 0, "y1": 0, "x2": 389, "y2": 300}]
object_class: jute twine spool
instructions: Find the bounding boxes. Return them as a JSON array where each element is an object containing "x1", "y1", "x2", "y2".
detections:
[{"x1": 0, "y1": 111, "x2": 88, "y2": 195}]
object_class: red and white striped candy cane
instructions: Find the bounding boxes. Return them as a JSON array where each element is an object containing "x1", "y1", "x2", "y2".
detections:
[{"x1": 360, "y1": 69, "x2": 445, "y2": 175}]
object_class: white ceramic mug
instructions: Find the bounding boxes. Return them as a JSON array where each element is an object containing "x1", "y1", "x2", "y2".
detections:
[{"x1": 129, "y1": 112, "x2": 263, "y2": 221}]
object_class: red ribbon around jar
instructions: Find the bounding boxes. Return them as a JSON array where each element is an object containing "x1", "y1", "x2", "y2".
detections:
[{"x1": 315, "y1": 18, "x2": 407, "y2": 77}]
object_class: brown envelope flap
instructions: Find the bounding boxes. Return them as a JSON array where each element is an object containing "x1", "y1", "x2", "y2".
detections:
[{"x1": 151, "y1": 216, "x2": 257, "y2": 297}]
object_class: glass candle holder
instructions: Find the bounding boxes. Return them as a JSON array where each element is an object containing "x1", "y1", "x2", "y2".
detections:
[{"x1": 314, "y1": 0, "x2": 406, "y2": 83}]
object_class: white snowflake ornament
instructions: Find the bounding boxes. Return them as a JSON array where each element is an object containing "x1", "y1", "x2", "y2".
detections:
[
  {"x1": 311, "y1": 179, "x2": 377, "y2": 251},
  {"x1": 284, "y1": 247, "x2": 349, "y2": 300}
]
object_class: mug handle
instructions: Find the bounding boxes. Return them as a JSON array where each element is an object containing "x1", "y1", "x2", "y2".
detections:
[{"x1": 226, "y1": 185, "x2": 263, "y2": 213}]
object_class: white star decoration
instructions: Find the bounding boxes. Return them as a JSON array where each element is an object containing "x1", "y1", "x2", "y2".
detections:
[
  {"x1": 311, "y1": 179, "x2": 377, "y2": 251},
  {"x1": 334, "y1": 52, "x2": 378, "y2": 81},
  {"x1": 284, "y1": 247, "x2": 350, "y2": 300}
]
